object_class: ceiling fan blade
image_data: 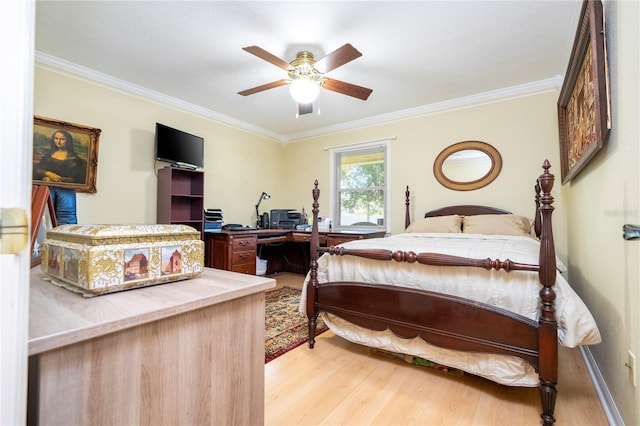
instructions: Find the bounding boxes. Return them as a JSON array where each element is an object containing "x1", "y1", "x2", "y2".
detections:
[
  {"x1": 314, "y1": 43, "x2": 362, "y2": 73},
  {"x1": 322, "y1": 78, "x2": 372, "y2": 101},
  {"x1": 242, "y1": 46, "x2": 294, "y2": 71},
  {"x1": 238, "y1": 79, "x2": 288, "y2": 96},
  {"x1": 298, "y1": 103, "x2": 313, "y2": 115}
]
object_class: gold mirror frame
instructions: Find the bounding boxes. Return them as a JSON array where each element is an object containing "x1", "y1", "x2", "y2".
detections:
[{"x1": 433, "y1": 141, "x2": 502, "y2": 191}]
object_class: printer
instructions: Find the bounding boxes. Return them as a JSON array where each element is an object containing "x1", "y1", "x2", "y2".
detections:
[{"x1": 270, "y1": 209, "x2": 302, "y2": 229}]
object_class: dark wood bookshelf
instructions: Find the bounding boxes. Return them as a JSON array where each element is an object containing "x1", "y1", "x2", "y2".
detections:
[{"x1": 157, "y1": 167, "x2": 204, "y2": 237}]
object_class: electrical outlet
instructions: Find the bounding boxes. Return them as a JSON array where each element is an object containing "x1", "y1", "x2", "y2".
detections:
[{"x1": 627, "y1": 351, "x2": 637, "y2": 388}]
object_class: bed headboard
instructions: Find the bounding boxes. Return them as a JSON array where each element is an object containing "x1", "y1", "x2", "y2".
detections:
[
  {"x1": 424, "y1": 205, "x2": 511, "y2": 217},
  {"x1": 402, "y1": 186, "x2": 511, "y2": 229}
]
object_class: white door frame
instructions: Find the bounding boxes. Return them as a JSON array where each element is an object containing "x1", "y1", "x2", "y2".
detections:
[{"x1": 0, "y1": 1, "x2": 35, "y2": 424}]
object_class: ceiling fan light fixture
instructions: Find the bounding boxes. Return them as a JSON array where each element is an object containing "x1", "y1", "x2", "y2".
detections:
[
  {"x1": 289, "y1": 77, "x2": 320, "y2": 104},
  {"x1": 240, "y1": 44, "x2": 372, "y2": 106}
]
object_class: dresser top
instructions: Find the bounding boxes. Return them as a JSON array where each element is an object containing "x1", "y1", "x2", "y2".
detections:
[{"x1": 29, "y1": 267, "x2": 275, "y2": 355}]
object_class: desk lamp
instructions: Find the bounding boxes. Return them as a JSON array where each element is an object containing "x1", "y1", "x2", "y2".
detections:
[{"x1": 255, "y1": 191, "x2": 271, "y2": 228}]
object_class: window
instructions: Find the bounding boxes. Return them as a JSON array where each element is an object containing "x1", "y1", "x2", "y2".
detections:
[{"x1": 329, "y1": 140, "x2": 391, "y2": 231}]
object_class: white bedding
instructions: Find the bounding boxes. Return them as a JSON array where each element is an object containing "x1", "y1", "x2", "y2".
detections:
[{"x1": 299, "y1": 233, "x2": 601, "y2": 387}]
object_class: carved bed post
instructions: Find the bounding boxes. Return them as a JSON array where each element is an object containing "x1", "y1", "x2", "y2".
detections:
[
  {"x1": 537, "y1": 160, "x2": 558, "y2": 425},
  {"x1": 306, "y1": 180, "x2": 321, "y2": 348},
  {"x1": 405, "y1": 186, "x2": 411, "y2": 229},
  {"x1": 534, "y1": 179, "x2": 542, "y2": 238}
]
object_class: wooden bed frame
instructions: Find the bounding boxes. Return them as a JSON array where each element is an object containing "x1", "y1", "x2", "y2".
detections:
[{"x1": 306, "y1": 160, "x2": 558, "y2": 425}]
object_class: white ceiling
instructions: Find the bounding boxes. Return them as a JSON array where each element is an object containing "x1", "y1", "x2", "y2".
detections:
[{"x1": 35, "y1": 1, "x2": 582, "y2": 142}]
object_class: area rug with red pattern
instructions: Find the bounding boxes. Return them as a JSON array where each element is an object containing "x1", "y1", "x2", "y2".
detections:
[{"x1": 265, "y1": 286, "x2": 328, "y2": 363}]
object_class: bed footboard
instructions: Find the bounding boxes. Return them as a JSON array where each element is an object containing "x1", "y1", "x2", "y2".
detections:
[
  {"x1": 306, "y1": 160, "x2": 557, "y2": 425},
  {"x1": 317, "y1": 282, "x2": 539, "y2": 363}
]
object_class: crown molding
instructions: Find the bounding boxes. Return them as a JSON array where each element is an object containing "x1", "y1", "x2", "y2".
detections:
[
  {"x1": 34, "y1": 51, "x2": 282, "y2": 142},
  {"x1": 35, "y1": 51, "x2": 562, "y2": 145},
  {"x1": 285, "y1": 76, "x2": 563, "y2": 142}
]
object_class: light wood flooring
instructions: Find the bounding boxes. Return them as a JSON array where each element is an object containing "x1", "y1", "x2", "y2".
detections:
[
  {"x1": 264, "y1": 272, "x2": 608, "y2": 425},
  {"x1": 266, "y1": 271, "x2": 305, "y2": 291}
]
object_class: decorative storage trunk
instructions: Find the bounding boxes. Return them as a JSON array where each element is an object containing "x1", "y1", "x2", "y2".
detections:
[{"x1": 40, "y1": 224, "x2": 204, "y2": 295}]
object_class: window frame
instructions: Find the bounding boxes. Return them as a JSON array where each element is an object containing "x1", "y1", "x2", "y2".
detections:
[{"x1": 328, "y1": 139, "x2": 391, "y2": 232}]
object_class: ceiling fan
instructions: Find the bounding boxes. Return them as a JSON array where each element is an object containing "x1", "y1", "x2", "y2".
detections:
[{"x1": 238, "y1": 43, "x2": 373, "y2": 116}]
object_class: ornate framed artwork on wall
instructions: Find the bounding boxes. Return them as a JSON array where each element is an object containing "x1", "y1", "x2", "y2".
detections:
[
  {"x1": 32, "y1": 116, "x2": 101, "y2": 193},
  {"x1": 557, "y1": 0, "x2": 611, "y2": 184}
]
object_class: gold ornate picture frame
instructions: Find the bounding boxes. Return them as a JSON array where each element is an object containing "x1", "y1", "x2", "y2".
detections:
[
  {"x1": 32, "y1": 116, "x2": 101, "y2": 193},
  {"x1": 557, "y1": 0, "x2": 611, "y2": 184}
]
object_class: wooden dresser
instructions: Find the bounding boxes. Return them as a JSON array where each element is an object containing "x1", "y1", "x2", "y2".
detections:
[
  {"x1": 27, "y1": 267, "x2": 275, "y2": 426},
  {"x1": 205, "y1": 229, "x2": 386, "y2": 275}
]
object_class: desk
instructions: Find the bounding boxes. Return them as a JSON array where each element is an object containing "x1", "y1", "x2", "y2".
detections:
[
  {"x1": 28, "y1": 268, "x2": 275, "y2": 425},
  {"x1": 205, "y1": 229, "x2": 386, "y2": 275}
]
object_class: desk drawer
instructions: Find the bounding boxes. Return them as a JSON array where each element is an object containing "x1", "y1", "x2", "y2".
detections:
[
  {"x1": 290, "y1": 232, "x2": 327, "y2": 245},
  {"x1": 290, "y1": 232, "x2": 311, "y2": 242},
  {"x1": 232, "y1": 250, "x2": 255, "y2": 265},
  {"x1": 327, "y1": 235, "x2": 361, "y2": 246},
  {"x1": 232, "y1": 262, "x2": 256, "y2": 275},
  {"x1": 232, "y1": 236, "x2": 256, "y2": 250}
]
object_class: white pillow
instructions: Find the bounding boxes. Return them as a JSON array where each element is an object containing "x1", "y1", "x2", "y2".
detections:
[
  {"x1": 462, "y1": 214, "x2": 532, "y2": 237},
  {"x1": 406, "y1": 215, "x2": 463, "y2": 233}
]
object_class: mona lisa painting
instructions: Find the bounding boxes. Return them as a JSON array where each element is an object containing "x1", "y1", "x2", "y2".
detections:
[{"x1": 32, "y1": 116, "x2": 101, "y2": 193}]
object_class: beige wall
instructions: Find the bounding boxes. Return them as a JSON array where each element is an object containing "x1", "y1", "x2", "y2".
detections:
[
  {"x1": 34, "y1": 67, "x2": 285, "y2": 227},
  {"x1": 564, "y1": 1, "x2": 639, "y2": 424},
  {"x1": 283, "y1": 92, "x2": 568, "y2": 258},
  {"x1": 35, "y1": 68, "x2": 566, "y2": 255}
]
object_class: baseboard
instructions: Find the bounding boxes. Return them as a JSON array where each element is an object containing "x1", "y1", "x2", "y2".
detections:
[{"x1": 580, "y1": 346, "x2": 625, "y2": 425}]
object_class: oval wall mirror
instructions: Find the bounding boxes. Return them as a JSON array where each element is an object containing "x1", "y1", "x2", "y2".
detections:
[{"x1": 433, "y1": 141, "x2": 502, "y2": 191}]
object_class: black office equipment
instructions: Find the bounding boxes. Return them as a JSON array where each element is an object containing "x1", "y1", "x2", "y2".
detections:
[
  {"x1": 270, "y1": 209, "x2": 302, "y2": 229},
  {"x1": 221, "y1": 224, "x2": 256, "y2": 231},
  {"x1": 261, "y1": 212, "x2": 269, "y2": 229}
]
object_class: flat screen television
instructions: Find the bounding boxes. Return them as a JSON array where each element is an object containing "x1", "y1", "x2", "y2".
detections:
[{"x1": 155, "y1": 122, "x2": 204, "y2": 169}]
